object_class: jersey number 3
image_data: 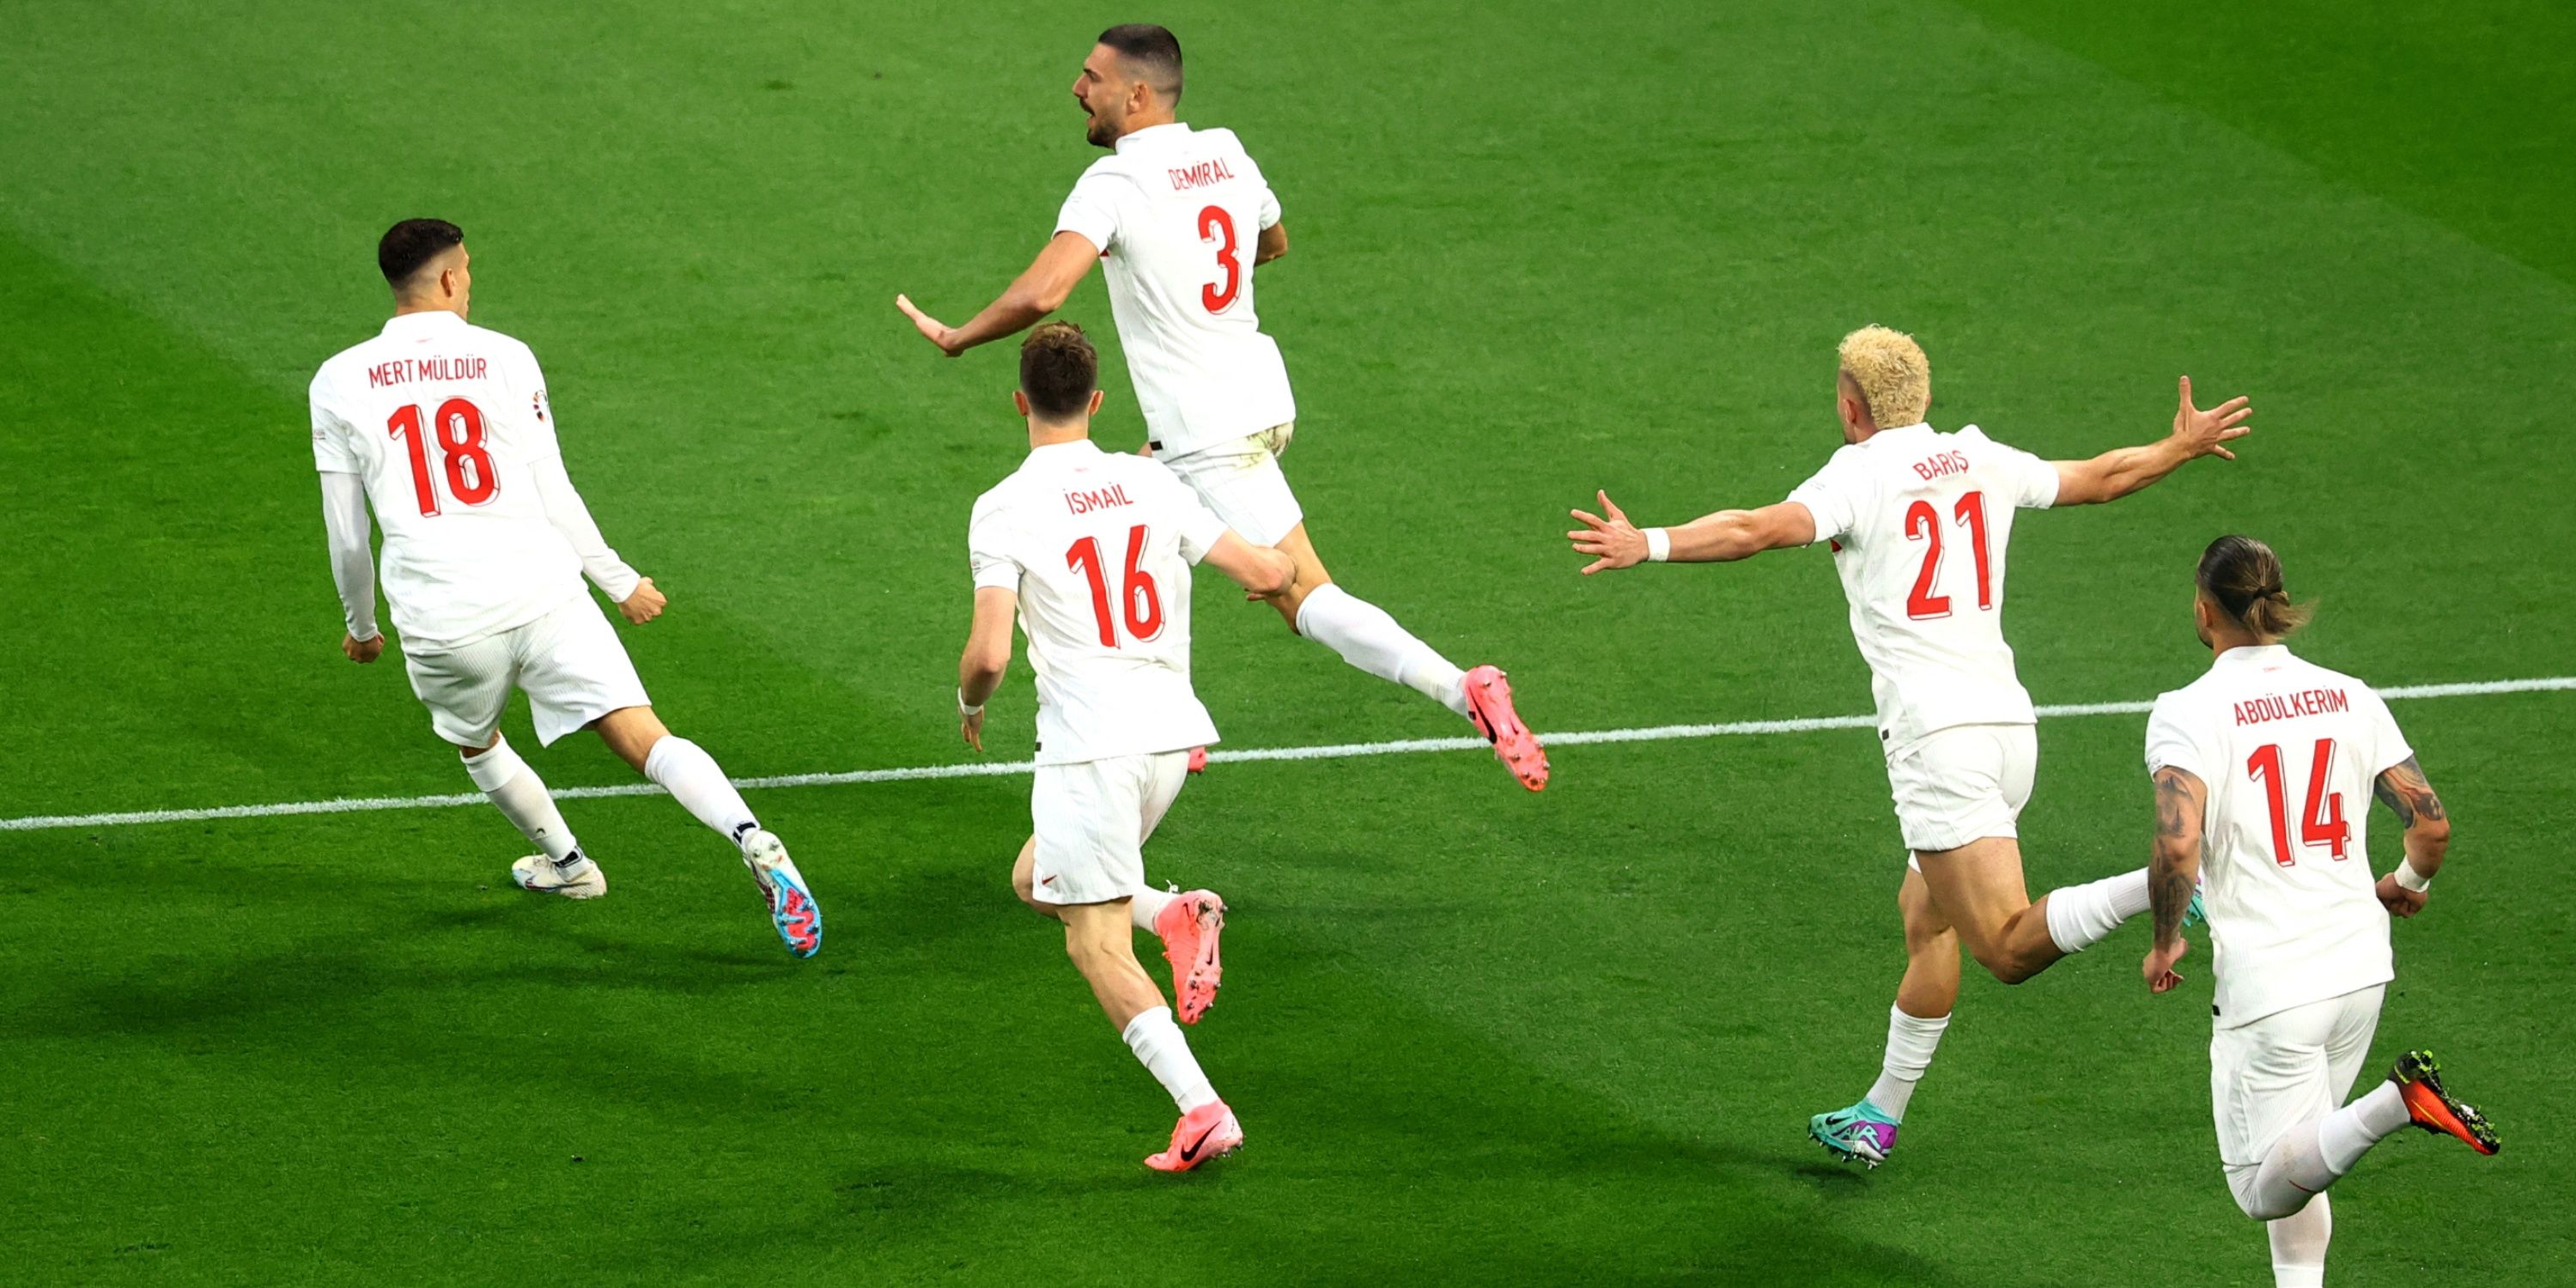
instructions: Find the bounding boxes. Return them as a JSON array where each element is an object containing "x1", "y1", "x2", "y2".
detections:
[
  {"x1": 1198, "y1": 205, "x2": 1241, "y2": 313},
  {"x1": 2246, "y1": 738, "x2": 2351, "y2": 866},
  {"x1": 1066, "y1": 524, "x2": 1165, "y2": 647},
  {"x1": 386, "y1": 399, "x2": 497, "y2": 516},
  {"x1": 1902, "y1": 491, "x2": 1995, "y2": 620}
]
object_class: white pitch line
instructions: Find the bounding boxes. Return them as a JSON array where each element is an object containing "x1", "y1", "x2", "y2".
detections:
[{"x1": 4, "y1": 675, "x2": 2568, "y2": 834}]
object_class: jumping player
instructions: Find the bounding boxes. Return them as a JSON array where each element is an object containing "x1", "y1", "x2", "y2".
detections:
[
  {"x1": 896, "y1": 22, "x2": 1546, "y2": 791},
  {"x1": 957, "y1": 323, "x2": 1296, "y2": 1171},
  {"x1": 2139, "y1": 535, "x2": 2494, "y2": 1288},
  {"x1": 1567, "y1": 325, "x2": 2251, "y2": 1165},
  {"x1": 311, "y1": 218, "x2": 821, "y2": 957}
]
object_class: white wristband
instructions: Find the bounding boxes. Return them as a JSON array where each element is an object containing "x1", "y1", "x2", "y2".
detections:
[
  {"x1": 1644, "y1": 527, "x2": 1673, "y2": 563},
  {"x1": 2394, "y1": 857, "x2": 2433, "y2": 893},
  {"x1": 957, "y1": 688, "x2": 984, "y2": 718}
]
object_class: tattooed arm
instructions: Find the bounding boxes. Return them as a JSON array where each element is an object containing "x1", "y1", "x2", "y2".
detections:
[
  {"x1": 2142, "y1": 767, "x2": 2208, "y2": 993},
  {"x1": 2372, "y1": 756, "x2": 2451, "y2": 918}
]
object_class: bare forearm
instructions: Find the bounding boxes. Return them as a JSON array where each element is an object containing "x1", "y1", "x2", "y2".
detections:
[
  {"x1": 1666, "y1": 510, "x2": 1775, "y2": 562},
  {"x1": 2148, "y1": 768, "x2": 2203, "y2": 945},
  {"x1": 945, "y1": 292, "x2": 1054, "y2": 354},
  {"x1": 2375, "y1": 757, "x2": 2451, "y2": 878},
  {"x1": 959, "y1": 655, "x2": 1007, "y2": 707},
  {"x1": 2068, "y1": 438, "x2": 2191, "y2": 506}
]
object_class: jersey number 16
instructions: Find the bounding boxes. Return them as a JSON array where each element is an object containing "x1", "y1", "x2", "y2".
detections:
[{"x1": 1066, "y1": 524, "x2": 1165, "y2": 647}]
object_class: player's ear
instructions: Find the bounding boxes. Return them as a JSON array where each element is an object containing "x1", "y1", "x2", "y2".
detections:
[
  {"x1": 1086, "y1": 389, "x2": 1105, "y2": 416},
  {"x1": 1012, "y1": 390, "x2": 1031, "y2": 417}
]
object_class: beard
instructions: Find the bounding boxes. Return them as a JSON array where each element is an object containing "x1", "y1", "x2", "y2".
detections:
[{"x1": 1084, "y1": 112, "x2": 1117, "y2": 148}]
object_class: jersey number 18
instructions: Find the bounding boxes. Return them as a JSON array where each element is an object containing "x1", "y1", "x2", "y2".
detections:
[{"x1": 386, "y1": 399, "x2": 497, "y2": 517}]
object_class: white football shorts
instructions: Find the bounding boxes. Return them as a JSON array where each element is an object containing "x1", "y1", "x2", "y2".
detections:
[
  {"x1": 1028, "y1": 750, "x2": 1192, "y2": 907},
  {"x1": 400, "y1": 593, "x2": 649, "y2": 748},
  {"x1": 2212, "y1": 984, "x2": 2385, "y2": 1197},
  {"x1": 1157, "y1": 422, "x2": 1303, "y2": 547},
  {"x1": 1885, "y1": 722, "x2": 2037, "y2": 855}
]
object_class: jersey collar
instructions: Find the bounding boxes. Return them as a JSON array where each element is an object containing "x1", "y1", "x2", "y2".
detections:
[
  {"x1": 380, "y1": 310, "x2": 466, "y2": 337},
  {"x1": 1113, "y1": 121, "x2": 1191, "y2": 155},
  {"x1": 2213, "y1": 643, "x2": 2293, "y2": 668},
  {"x1": 1026, "y1": 438, "x2": 1103, "y2": 461}
]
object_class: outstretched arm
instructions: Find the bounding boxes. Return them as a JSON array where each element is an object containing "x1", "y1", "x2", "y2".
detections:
[
  {"x1": 2371, "y1": 756, "x2": 2451, "y2": 917},
  {"x1": 957, "y1": 586, "x2": 1018, "y2": 751},
  {"x1": 2050, "y1": 377, "x2": 2252, "y2": 506},
  {"x1": 1202, "y1": 531, "x2": 1296, "y2": 598},
  {"x1": 2142, "y1": 766, "x2": 2208, "y2": 993},
  {"x1": 527, "y1": 458, "x2": 659, "y2": 623},
  {"x1": 896, "y1": 232, "x2": 1101, "y2": 357},
  {"x1": 319, "y1": 471, "x2": 383, "y2": 660},
  {"x1": 1254, "y1": 222, "x2": 1288, "y2": 265},
  {"x1": 1568, "y1": 490, "x2": 1815, "y2": 574}
]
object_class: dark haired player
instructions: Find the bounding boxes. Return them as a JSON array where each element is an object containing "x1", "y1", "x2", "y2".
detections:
[
  {"x1": 2139, "y1": 534, "x2": 2495, "y2": 1288},
  {"x1": 898, "y1": 23, "x2": 1548, "y2": 791},
  {"x1": 309, "y1": 219, "x2": 822, "y2": 957},
  {"x1": 957, "y1": 322, "x2": 1294, "y2": 1171}
]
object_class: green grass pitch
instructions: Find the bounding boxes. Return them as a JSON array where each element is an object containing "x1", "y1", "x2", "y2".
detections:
[{"x1": 4, "y1": 2, "x2": 2573, "y2": 1283}]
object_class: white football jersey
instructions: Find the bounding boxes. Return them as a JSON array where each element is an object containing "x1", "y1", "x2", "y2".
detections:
[
  {"x1": 969, "y1": 440, "x2": 1228, "y2": 764},
  {"x1": 309, "y1": 311, "x2": 581, "y2": 649},
  {"x1": 1785, "y1": 422, "x2": 2062, "y2": 750},
  {"x1": 2145, "y1": 646, "x2": 2409, "y2": 1028},
  {"x1": 1055, "y1": 122, "x2": 1296, "y2": 456}
]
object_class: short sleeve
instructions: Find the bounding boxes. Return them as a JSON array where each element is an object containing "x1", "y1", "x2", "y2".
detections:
[
  {"x1": 1998, "y1": 443, "x2": 2060, "y2": 509},
  {"x1": 1256, "y1": 184, "x2": 1281, "y2": 231},
  {"x1": 1172, "y1": 492, "x2": 1230, "y2": 565},
  {"x1": 1784, "y1": 451, "x2": 1862, "y2": 546},
  {"x1": 309, "y1": 372, "x2": 361, "y2": 472},
  {"x1": 2143, "y1": 694, "x2": 2207, "y2": 780},
  {"x1": 968, "y1": 497, "x2": 1022, "y2": 592},
  {"x1": 2360, "y1": 690, "x2": 2415, "y2": 776},
  {"x1": 1055, "y1": 167, "x2": 1121, "y2": 255}
]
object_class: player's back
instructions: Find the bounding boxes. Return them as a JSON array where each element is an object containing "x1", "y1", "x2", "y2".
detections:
[
  {"x1": 969, "y1": 440, "x2": 1224, "y2": 764},
  {"x1": 1789, "y1": 422, "x2": 2063, "y2": 747},
  {"x1": 1056, "y1": 123, "x2": 1294, "y2": 454},
  {"x1": 309, "y1": 312, "x2": 579, "y2": 648},
  {"x1": 2146, "y1": 647, "x2": 2407, "y2": 1025}
]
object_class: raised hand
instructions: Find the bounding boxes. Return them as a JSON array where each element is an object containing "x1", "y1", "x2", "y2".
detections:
[
  {"x1": 2172, "y1": 376, "x2": 2253, "y2": 460},
  {"x1": 896, "y1": 294, "x2": 964, "y2": 356},
  {"x1": 1568, "y1": 489, "x2": 1648, "y2": 575}
]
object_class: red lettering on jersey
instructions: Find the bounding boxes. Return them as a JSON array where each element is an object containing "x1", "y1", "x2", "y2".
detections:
[
  {"x1": 1911, "y1": 451, "x2": 1970, "y2": 482},
  {"x1": 1064, "y1": 483, "x2": 1136, "y2": 516},
  {"x1": 2232, "y1": 688, "x2": 2350, "y2": 726},
  {"x1": 1166, "y1": 157, "x2": 1238, "y2": 191}
]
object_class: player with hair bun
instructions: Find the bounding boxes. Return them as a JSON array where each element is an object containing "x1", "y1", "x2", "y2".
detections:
[{"x1": 2139, "y1": 534, "x2": 2495, "y2": 1288}]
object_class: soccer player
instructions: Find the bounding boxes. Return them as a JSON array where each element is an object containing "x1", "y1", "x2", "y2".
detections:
[
  {"x1": 311, "y1": 218, "x2": 821, "y2": 958},
  {"x1": 1568, "y1": 325, "x2": 2251, "y2": 1166},
  {"x1": 896, "y1": 22, "x2": 1547, "y2": 791},
  {"x1": 957, "y1": 323, "x2": 1295, "y2": 1171},
  {"x1": 2138, "y1": 535, "x2": 2495, "y2": 1288}
]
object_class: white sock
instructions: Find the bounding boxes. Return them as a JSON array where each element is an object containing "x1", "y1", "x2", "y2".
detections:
[
  {"x1": 1864, "y1": 1005, "x2": 1950, "y2": 1121},
  {"x1": 2267, "y1": 1192, "x2": 2331, "y2": 1288},
  {"x1": 1120, "y1": 1005, "x2": 1218, "y2": 1113},
  {"x1": 2042, "y1": 868, "x2": 2152, "y2": 954},
  {"x1": 2318, "y1": 1080, "x2": 2409, "y2": 1171},
  {"x1": 464, "y1": 736, "x2": 586, "y2": 871},
  {"x1": 1294, "y1": 584, "x2": 1471, "y2": 717},
  {"x1": 643, "y1": 736, "x2": 758, "y2": 844},
  {"x1": 1131, "y1": 887, "x2": 1177, "y2": 933}
]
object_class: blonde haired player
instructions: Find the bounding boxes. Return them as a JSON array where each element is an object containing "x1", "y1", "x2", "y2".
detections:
[
  {"x1": 1570, "y1": 325, "x2": 2251, "y2": 1165},
  {"x1": 312, "y1": 219, "x2": 820, "y2": 957},
  {"x1": 2140, "y1": 535, "x2": 2495, "y2": 1288},
  {"x1": 957, "y1": 323, "x2": 1295, "y2": 1171},
  {"x1": 896, "y1": 22, "x2": 1546, "y2": 792}
]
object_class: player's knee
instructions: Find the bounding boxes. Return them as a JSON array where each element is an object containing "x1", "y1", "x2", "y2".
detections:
[{"x1": 1971, "y1": 946, "x2": 2038, "y2": 985}]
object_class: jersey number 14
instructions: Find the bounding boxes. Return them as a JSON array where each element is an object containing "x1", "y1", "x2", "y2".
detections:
[
  {"x1": 2247, "y1": 738, "x2": 2351, "y2": 866},
  {"x1": 386, "y1": 399, "x2": 496, "y2": 516}
]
